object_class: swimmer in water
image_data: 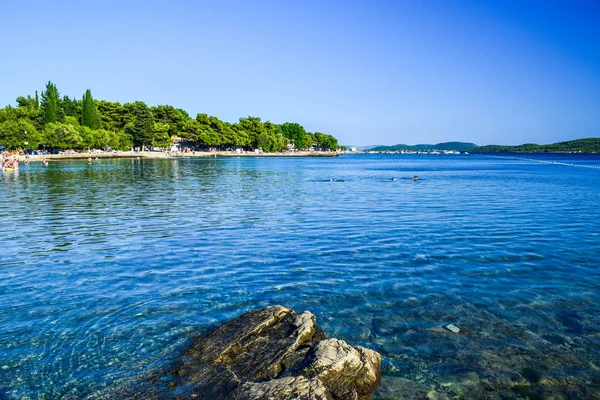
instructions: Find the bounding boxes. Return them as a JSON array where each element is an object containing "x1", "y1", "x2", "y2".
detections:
[
  {"x1": 88, "y1": 157, "x2": 92, "y2": 164},
  {"x1": 392, "y1": 177, "x2": 398, "y2": 181},
  {"x1": 412, "y1": 175, "x2": 419, "y2": 181}
]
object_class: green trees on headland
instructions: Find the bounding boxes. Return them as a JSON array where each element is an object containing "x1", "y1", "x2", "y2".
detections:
[
  {"x1": 0, "y1": 81, "x2": 342, "y2": 153},
  {"x1": 473, "y1": 138, "x2": 600, "y2": 153}
]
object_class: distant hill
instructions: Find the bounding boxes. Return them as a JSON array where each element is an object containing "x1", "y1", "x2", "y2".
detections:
[
  {"x1": 344, "y1": 145, "x2": 383, "y2": 151},
  {"x1": 370, "y1": 142, "x2": 477, "y2": 152},
  {"x1": 473, "y1": 138, "x2": 600, "y2": 153}
]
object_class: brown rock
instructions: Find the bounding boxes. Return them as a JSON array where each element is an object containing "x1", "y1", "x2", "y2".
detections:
[{"x1": 110, "y1": 305, "x2": 381, "y2": 399}]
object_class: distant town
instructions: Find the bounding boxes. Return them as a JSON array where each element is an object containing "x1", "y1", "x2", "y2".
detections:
[{"x1": 346, "y1": 148, "x2": 465, "y2": 155}]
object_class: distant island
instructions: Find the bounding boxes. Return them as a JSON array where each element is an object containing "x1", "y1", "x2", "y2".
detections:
[
  {"x1": 370, "y1": 142, "x2": 477, "y2": 152},
  {"x1": 368, "y1": 138, "x2": 600, "y2": 154}
]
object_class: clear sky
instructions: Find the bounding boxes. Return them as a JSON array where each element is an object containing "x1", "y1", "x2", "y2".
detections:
[{"x1": 1, "y1": 0, "x2": 599, "y2": 146}]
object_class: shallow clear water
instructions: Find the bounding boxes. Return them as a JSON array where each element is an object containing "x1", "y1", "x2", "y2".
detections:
[{"x1": 1, "y1": 154, "x2": 599, "y2": 399}]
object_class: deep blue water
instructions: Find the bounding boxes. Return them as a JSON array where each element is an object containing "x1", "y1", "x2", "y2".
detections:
[{"x1": 1, "y1": 154, "x2": 599, "y2": 399}]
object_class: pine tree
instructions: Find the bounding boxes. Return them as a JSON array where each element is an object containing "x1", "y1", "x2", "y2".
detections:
[
  {"x1": 124, "y1": 101, "x2": 154, "y2": 148},
  {"x1": 40, "y1": 81, "x2": 60, "y2": 124},
  {"x1": 62, "y1": 96, "x2": 80, "y2": 119},
  {"x1": 35, "y1": 91, "x2": 39, "y2": 110},
  {"x1": 81, "y1": 89, "x2": 100, "y2": 129}
]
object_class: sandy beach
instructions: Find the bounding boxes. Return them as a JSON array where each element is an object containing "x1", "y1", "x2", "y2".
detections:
[{"x1": 9, "y1": 150, "x2": 340, "y2": 161}]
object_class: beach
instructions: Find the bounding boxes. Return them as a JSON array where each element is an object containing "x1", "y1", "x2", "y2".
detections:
[{"x1": 5, "y1": 150, "x2": 340, "y2": 162}]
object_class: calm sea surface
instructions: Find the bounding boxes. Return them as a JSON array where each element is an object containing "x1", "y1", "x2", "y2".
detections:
[{"x1": 1, "y1": 154, "x2": 599, "y2": 399}]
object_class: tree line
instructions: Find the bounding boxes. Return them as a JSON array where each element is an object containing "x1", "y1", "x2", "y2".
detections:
[
  {"x1": 473, "y1": 138, "x2": 600, "y2": 153},
  {"x1": 0, "y1": 81, "x2": 342, "y2": 153}
]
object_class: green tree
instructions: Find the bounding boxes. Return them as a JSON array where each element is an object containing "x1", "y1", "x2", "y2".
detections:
[
  {"x1": 180, "y1": 119, "x2": 202, "y2": 143},
  {"x1": 0, "y1": 119, "x2": 42, "y2": 149},
  {"x1": 16, "y1": 95, "x2": 36, "y2": 109},
  {"x1": 63, "y1": 96, "x2": 80, "y2": 119},
  {"x1": 81, "y1": 90, "x2": 100, "y2": 129},
  {"x1": 205, "y1": 115, "x2": 238, "y2": 148},
  {"x1": 87, "y1": 128, "x2": 116, "y2": 150},
  {"x1": 97, "y1": 100, "x2": 127, "y2": 132},
  {"x1": 1, "y1": 104, "x2": 38, "y2": 124},
  {"x1": 258, "y1": 121, "x2": 287, "y2": 152},
  {"x1": 177, "y1": 108, "x2": 190, "y2": 120},
  {"x1": 313, "y1": 132, "x2": 339, "y2": 150},
  {"x1": 237, "y1": 116, "x2": 266, "y2": 149},
  {"x1": 78, "y1": 125, "x2": 94, "y2": 148},
  {"x1": 195, "y1": 113, "x2": 219, "y2": 146},
  {"x1": 304, "y1": 132, "x2": 315, "y2": 149},
  {"x1": 281, "y1": 122, "x2": 307, "y2": 150},
  {"x1": 43, "y1": 122, "x2": 83, "y2": 149},
  {"x1": 217, "y1": 120, "x2": 237, "y2": 148},
  {"x1": 152, "y1": 122, "x2": 172, "y2": 147},
  {"x1": 124, "y1": 101, "x2": 154, "y2": 148},
  {"x1": 39, "y1": 81, "x2": 61, "y2": 125},
  {"x1": 231, "y1": 122, "x2": 250, "y2": 148},
  {"x1": 151, "y1": 105, "x2": 186, "y2": 137}
]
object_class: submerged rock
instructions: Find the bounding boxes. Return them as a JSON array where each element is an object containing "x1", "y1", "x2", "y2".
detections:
[{"x1": 114, "y1": 305, "x2": 381, "y2": 399}]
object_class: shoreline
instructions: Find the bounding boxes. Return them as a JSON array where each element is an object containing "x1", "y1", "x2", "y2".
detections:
[{"x1": 8, "y1": 150, "x2": 340, "y2": 161}]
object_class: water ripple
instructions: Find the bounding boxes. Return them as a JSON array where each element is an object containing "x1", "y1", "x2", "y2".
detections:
[{"x1": 1, "y1": 155, "x2": 599, "y2": 398}]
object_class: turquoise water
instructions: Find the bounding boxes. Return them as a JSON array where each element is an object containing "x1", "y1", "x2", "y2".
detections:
[{"x1": 1, "y1": 154, "x2": 599, "y2": 399}]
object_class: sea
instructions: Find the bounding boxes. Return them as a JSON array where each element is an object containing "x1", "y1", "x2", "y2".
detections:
[{"x1": 1, "y1": 153, "x2": 599, "y2": 399}]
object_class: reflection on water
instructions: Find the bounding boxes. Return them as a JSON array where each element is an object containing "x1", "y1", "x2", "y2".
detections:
[{"x1": 1, "y1": 155, "x2": 599, "y2": 399}]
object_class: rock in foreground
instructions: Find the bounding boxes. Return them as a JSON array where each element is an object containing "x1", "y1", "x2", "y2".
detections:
[{"x1": 116, "y1": 305, "x2": 381, "y2": 399}]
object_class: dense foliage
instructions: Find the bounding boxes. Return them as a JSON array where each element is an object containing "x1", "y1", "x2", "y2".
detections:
[
  {"x1": 0, "y1": 81, "x2": 341, "y2": 152},
  {"x1": 473, "y1": 138, "x2": 600, "y2": 153}
]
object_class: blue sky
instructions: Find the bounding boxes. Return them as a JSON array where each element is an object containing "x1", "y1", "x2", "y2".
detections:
[{"x1": 1, "y1": 0, "x2": 599, "y2": 146}]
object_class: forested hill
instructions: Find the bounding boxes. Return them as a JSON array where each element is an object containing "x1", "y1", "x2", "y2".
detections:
[
  {"x1": 370, "y1": 138, "x2": 600, "y2": 153},
  {"x1": 371, "y1": 142, "x2": 477, "y2": 152},
  {"x1": 473, "y1": 138, "x2": 600, "y2": 153},
  {"x1": 0, "y1": 81, "x2": 341, "y2": 152}
]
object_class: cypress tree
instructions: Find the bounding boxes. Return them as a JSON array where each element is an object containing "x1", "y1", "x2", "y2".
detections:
[
  {"x1": 81, "y1": 89, "x2": 100, "y2": 129},
  {"x1": 40, "y1": 81, "x2": 60, "y2": 124},
  {"x1": 34, "y1": 91, "x2": 39, "y2": 110}
]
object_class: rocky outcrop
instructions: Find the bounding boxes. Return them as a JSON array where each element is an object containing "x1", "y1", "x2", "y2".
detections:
[{"x1": 116, "y1": 305, "x2": 381, "y2": 399}]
